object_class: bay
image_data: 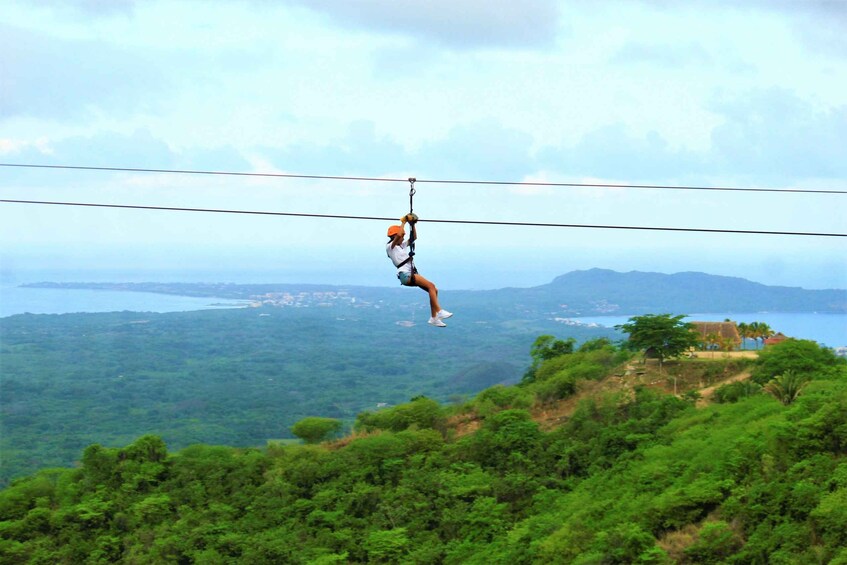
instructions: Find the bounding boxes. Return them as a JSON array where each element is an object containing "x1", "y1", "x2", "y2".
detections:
[
  {"x1": 569, "y1": 312, "x2": 847, "y2": 349},
  {"x1": 0, "y1": 283, "x2": 248, "y2": 318},
  {"x1": 3, "y1": 277, "x2": 845, "y2": 348}
]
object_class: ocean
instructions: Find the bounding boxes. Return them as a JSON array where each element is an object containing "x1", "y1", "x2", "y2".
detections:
[
  {"x1": 2, "y1": 279, "x2": 845, "y2": 348},
  {"x1": 0, "y1": 282, "x2": 248, "y2": 317}
]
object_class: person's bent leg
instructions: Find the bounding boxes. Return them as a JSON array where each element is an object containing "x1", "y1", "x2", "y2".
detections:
[{"x1": 411, "y1": 274, "x2": 441, "y2": 318}]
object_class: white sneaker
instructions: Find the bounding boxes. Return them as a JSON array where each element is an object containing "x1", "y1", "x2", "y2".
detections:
[
  {"x1": 436, "y1": 309, "x2": 453, "y2": 319},
  {"x1": 428, "y1": 317, "x2": 447, "y2": 327}
]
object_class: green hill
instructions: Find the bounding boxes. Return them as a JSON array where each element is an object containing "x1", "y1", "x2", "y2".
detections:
[
  {"x1": 1, "y1": 338, "x2": 845, "y2": 563},
  {"x1": 448, "y1": 268, "x2": 847, "y2": 316},
  {"x1": 545, "y1": 269, "x2": 847, "y2": 314},
  {"x1": 24, "y1": 268, "x2": 847, "y2": 315}
]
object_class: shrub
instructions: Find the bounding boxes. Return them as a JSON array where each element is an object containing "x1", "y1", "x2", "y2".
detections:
[
  {"x1": 713, "y1": 380, "x2": 762, "y2": 403},
  {"x1": 355, "y1": 397, "x2": 445, "y2": 434},
  {"x1": 291, "y1": 417, "x2": 343, "y2": 444},
  {"x1": 683, "y1": 521, "x2": 743, "y2": 564},
  {"x1": 578, "y1": 337, "x2": 614, "y2": 352},
  {"x1": 535, "y1": 372, "x2": 579, "y2": 403},
  {"x1": 475, "y1": 385, "x2": 533, "y2": 411}
]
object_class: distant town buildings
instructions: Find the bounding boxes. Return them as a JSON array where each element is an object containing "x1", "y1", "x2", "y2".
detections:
[
  {"x1": 249, "y1": 290, "x2": 364, "y2": 309},
  {"x1": 764, "y1": 332, "x2": 789, "y2": 346}
]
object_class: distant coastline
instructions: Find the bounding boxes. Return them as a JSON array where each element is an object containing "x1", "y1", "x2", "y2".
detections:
[
  {"x1": 19, "y1": 271, "x2": 847, "y2": 315},
  {"x1": 9, "y1": 276, "x2": 847, "y2": 348}
]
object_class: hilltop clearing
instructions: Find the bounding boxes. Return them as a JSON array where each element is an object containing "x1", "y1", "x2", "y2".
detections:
[{"x1": 450, "y1": 354, "x2": 758, "y2": 436}]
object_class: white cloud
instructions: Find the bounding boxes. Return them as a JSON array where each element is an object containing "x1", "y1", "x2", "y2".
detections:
[
  {"x1": 273, "y1": 0, "x2": 562, "y2": 50},
  {"x1": 0, "y1": 138, "x2": 53, "y2": 155},
  {"x1": 1, "y1": 0, "x2": 845, "y2": 290},
  {"x1": 26, "y1": 0, "x2": 136, "y2": 18},
  {"x1": 610, "y1": 42, "x2": 713, "y2": 68},
  {"x1": 708, "y1": 88, "x2": 847, "y2": 181},
  {"x1": 0, "y1": 24, "x2": 170, "y2": 121}
]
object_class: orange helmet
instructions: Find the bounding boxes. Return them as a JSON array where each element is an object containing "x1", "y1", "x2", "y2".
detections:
[{"x1": 387, "y1": 225, "x2": 403, "y2": 237}]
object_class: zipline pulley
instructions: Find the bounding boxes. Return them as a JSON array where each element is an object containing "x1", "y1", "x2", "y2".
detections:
[{"x1": 408, "y1": 177, "x2": 416, "y2": 215}]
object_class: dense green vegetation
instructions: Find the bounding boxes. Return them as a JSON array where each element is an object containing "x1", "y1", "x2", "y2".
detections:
[
  {"x1": 1, "y1": 338, "x2": 844, "y2": 563},
  {"x1": 0, "y1": 305, "x2": 614, "y2": 485}
]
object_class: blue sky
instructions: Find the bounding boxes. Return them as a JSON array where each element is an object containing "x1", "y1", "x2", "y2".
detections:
[{"x1": 1, "y1": 0, "x2": 845, "y2": 290}]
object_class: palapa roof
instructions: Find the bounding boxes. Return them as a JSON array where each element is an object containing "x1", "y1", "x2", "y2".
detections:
[{"x1": 690, "y1": 321, "x2": 741, "y2": 342}]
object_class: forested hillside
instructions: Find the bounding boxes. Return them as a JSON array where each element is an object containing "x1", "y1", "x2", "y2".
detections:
[
  {"x1": 1, "y1": 339, "x2": 845, "y2": 563},
  {"x1": 0, "y1": 305, "x2": 613, "y2": 485}
]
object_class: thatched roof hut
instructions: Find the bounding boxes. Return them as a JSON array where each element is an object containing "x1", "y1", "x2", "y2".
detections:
[{"x1": 690, "y1": 321, "x2": 741, "y2": 347}]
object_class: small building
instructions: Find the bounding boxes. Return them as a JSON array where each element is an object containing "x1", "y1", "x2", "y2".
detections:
[
  {"x1": 690, "y1": 321, "x2": 741, "y2": 349},
  {"x1": 764, "y1": 332, "x2": 789, "y2": 346}
]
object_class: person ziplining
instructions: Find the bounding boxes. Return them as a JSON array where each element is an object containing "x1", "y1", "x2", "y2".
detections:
[{"x1": 386, "y1": 179, "x2": 453, "y2": 327}]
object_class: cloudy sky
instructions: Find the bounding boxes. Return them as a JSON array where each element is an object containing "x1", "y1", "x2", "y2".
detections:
[{"x1": 1, "y1": 0, "x2": 845, "y2": 289}]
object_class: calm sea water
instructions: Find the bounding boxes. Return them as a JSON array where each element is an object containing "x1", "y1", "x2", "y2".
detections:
[
  {"x1": 2, "y1": 278, "x2": 845, "y2": 348},
  {"x1": 571, "y1": 313, "x2": 847, "y2": 349},
  {"x1": 0, "y1": 283, "x2": 248, "y2": 318}
]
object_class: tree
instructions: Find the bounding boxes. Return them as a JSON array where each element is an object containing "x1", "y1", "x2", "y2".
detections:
[
  {"x1": 291, "y1": 417, "x2": 343, "y2": 444},
  {"x1": 748, "y1": 321, "x2": 774, "y2": 350},
  {"x1": 704, "y1": 332, "x2": 720, "y2": 358},
  {"x1": 523, "y1": 335, "x2": 576, "y2": 383},
  {"x1": 764, "y1": 370, "x2": 810, "y2": 405},
  {"x1": 757, "y1": 323, "x2": 775, "y2": 349},
  {"x1": 737, "y1": 322, "x2": 750, "y2": 350},
  {"x1": 364, "y1": 528, "x2": 410, "y2": 563},
  {"x1": 720, "y1": 336, "x2": 737, "y2": 358},
  {"x1": 751, "y1": 338, "x2": 844, "y2": 385},
  {"x1": 748, "y1": 322, "x2": 761, "y2": 349},
  {"x1": 616, "y1": 314, "x2": 699, "y2": 371},
  {"x1": 530, "y1": 335, "x2": 576, "y2": 361}
]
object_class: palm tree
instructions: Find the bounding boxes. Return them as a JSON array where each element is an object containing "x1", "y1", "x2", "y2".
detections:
[
  {"x1": 705, "y1": 332, "x2": 720, "y2": 358},
  {"x1": 737, "y1": 322, "x2": 749, "y2": 350},
  {"x1": 764, "y1": 370, "x2": 810, "y2": 405},
  {"x1": 720, "y1": 337, "x2": 736, "y2": 357},
  {"x1": 748, "y1": 321, "x2": 764, "y2": 350},
  {"x1": 757, "y1": 323, "x2": 774, "y2": 349}
]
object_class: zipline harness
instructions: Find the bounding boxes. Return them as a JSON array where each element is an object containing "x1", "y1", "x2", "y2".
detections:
[{"x1": 394, "y1": 178, "x2": 418, "y2": 279}]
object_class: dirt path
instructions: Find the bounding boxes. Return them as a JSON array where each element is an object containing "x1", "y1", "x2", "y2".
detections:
[{"x1": 695, "y1": 371, "x2": 751, "y2": 407}]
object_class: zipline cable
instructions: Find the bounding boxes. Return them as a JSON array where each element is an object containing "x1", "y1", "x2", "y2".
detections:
[
  {"x1": 407, "y1": 177, "x2": 417, "y2": 268},
  {"x1": 1, "y1": 162, "x2": 845, "y2": 195},
  {"x1": 2, "y1": 198, "x2": 844, "y2": 238}
]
